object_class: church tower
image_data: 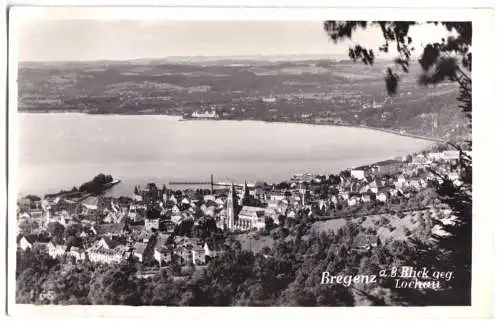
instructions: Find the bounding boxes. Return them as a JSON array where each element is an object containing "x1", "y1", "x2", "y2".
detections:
[
  {"x1": 299, "y1": 182, "x2": 306, "y2": 206},
  {"x1": 226, "y1": 182, "x2": 237, "y2": 231},
  {"x1": 239, "y1": 180, "x2": 251, "y2": 206}
]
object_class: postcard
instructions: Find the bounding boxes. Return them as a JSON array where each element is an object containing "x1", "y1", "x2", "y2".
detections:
[{"x1": 5, "y1": 4, "x2": 495, "y2": 319}]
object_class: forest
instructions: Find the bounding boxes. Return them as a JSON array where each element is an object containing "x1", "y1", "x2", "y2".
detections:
[{"x1": 16, "y1": 214, "x2": 467, "y2": 306}]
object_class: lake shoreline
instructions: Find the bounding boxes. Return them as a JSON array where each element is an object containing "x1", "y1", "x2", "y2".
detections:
[{"x1": 17, "y1": 110, "x2": 445, "y2": 144}]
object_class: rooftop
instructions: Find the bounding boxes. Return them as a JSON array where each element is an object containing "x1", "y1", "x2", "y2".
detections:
[
  {"x1": 352, "y1": 165, "x2": 371, "y2": 171},
  {"x1": 372, "y1": 159, "x2": 401, "y2": 166},
  {"x1": 239, "y1": 206, "x2": 266, "y2": 217},
  {"x1": 133, "y1": 242, "x2": 148, "y2": 255}
]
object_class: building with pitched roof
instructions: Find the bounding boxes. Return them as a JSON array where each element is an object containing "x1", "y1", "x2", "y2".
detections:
[
  {"x1": 236, "y1": 206, "x2": 266, "y2": 231},
  {"x1": 372, "y1": 159, "x2": 403, "y2": 176},
  {"x1": 133, "y1": 242, "x2": 150, "y2": 262}
]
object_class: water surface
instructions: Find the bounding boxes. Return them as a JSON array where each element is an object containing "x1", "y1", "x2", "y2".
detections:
[{"x1": 17, "y1": 113, "x2": 433, "y2": 197}]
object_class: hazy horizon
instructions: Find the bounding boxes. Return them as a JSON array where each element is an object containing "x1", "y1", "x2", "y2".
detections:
[
  {"x1": 15, "y1": 18, "x2": 454, "y2": 63},
  {"x1": 18, "y1": 53, "x2": 389, "y2": 65}
]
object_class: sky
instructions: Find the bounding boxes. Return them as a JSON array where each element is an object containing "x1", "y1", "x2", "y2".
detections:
[{"x1": 16, "y1": 20, "x2": 453, "y2": 62}]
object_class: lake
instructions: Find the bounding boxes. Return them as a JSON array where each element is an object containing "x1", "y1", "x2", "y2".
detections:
[{"x1": 16, "y1": 113, "x2": 433, "y2": 197}]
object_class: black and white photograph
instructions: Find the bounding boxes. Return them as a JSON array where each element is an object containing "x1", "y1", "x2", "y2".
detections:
[{"x1": 5, "y1": 4, "x2": 495, "y2": 316}]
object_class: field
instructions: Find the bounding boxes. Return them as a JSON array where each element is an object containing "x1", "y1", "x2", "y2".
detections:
[
  {"x1": 233, "y1": 234, "x2": 275, "y2": 254},
  {"x1": 312, "y1": 206, "x2": 454, "y2": 243}
]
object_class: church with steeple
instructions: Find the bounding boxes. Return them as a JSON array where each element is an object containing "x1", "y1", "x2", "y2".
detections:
[
  {"x1": 223, "y1": 181, "x2": 266, "y2": 232},
  {"x1": 239, "y1": 181, "x2": 252, "y2": 206},
  {"x1": 224, "y1": 182, "x2": 239, "y2": 232}
]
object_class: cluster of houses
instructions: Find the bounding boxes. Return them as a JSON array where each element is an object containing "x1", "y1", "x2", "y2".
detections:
[
  {"x1": 16, "y1": 148, "x2": 467, "y2": 270},
  {"x1": 328, "y1": 150, "x2": 466, "y2": 209},
  {"x1": 17, "y1": 227, "x2": 227, "y2": 267}
]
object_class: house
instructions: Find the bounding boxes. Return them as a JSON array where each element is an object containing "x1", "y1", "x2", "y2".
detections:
[
  {"x1": 154, "y1": 247, "x2": 172, "y2": 266},
  {"x1": 203, "y1": 195, "x2": 216, "y2": 202},
  {"x1": 68, "y1": 246, "x2": 86, "y2": 261},
  {"x1": 103, "y1": 212, "x2": 120, "y2": 224},
  {"x1": 203, "y1": 242, "x2": 225, "y2": 259},
  {"x1": 128, "y1": 204, "x2": 145, "y2": 223},
  {"x1": 372, "y1": 159, "x2": 403, "y2": 176},
  {"x1": 18, "y1": 235, "x2": 50, "y2": 251},
  {"x1": 93, "y1": 236, "x2": 125, "y2": 250},
  {"x1": 394, "y1": 175, "x2": 407, "y2": 189},
  {"x1": 32, "y1": 242, "x2": 50, "y2": 253},
  {"x1": 29, "y1": 209, "x2": 44, "y2": 220},
  {"x1": 161, "y1": 220, "x2": 176, "y2": 233},
  {"x1": 46, "y1": 211, "x2": 70, "y2": 226},
  {"x1": 94, "y1": 223, "x2": 126, "y2": 237},
  {"x1": 361, "y1": 193, "x2": 372, "y2": 203},
  {"x1": 142, "y1": 183, "x2": 160, "y2": 203},
  {"x1": 200, "y1": 204, "x2": 216, "y2": 217},
  {"x1": 214, "y1": 197, "x2": 225, "y2": 207},
  {"x1": 133, "y1": 242, "x2": 150, "y2": 263},
  {"x1": 169, "y1": 194, "x2": 178, "y2": 204},
  {"x1": 18, "y1": 195, "x2": 42, "y2": 211},
  {"x1": 154, "y1": 234, "x2": 172, "y2": 265},
  {"x1": 376, "y1": 192, "x2": 388, "y2": 203},
  {"x1": 291, "y1": 194, "x2": 302, "y2": 206},
  {"x1": 180, "y1": 211, "x2": 194, "y2": 223},
  {"x1": 348, "y1": 193, "x2": 361, "y2": 206},
  {"x1": 350, "y1": 165, "x2": 370, "y2": 180},
  {"x1": 348, "y1": 197, "x2": 359, "y2": 207},
  {"x1": 132, "y1": 194, "x2": 143, "y2": 202},
  {"x1": 87, "y1": 248, "x2": 125, "y2": 264},
  {"x1": 420, "y1": 179, "x2": 428, "y2": 189},
  {"x1": 359, "y1": 184, "x2": 370, "y2": 194},
  {"x1": 205, "y1": 199, "x2": 219, "y2": 207},
  {"x1": 442, "y1": 150, "x2": 460, "y2": 161},
  {"x1": 339, "y1": 192, "x2": 349, "y2": 201},
  {"x1": 18, "y1": 212, "x2": 31, "y2": 220},
  {"x1": 368, "y1": 180, "x2": 384, "y2": 194},
  {"x1": 47, "y1": 242, "x2": 67, "y2": 258},
  {"x1": 447, "y1": 172, "x2": 460, "y2": 181},
  {"x1": 172, "y1": 237, "x2": 206, "y2": 265},
  {"x1": 192, "y1": 245, "x2": 207, "y2": 265},
  {"x1": 277, "y1": 200, "x2": 290, "y2": 214},
  {"x1": 55, "y1": 198, "x2": 78, "y2": 213},
  {"x1": 411, "y1": 154, "x2": 428, "y2": 166},
  {"x1": 173, "y1": 246, "x2": 193, "y2": 265},
  {"x1": 268, "y1": 193, "x2": 286, "y2": 202},
  {"x1": 171, "y1": 205, "x2": 181, "y2": 215},
  {"x1": 171, "y1": 214, "x2": 183, "y2": 225},
  {"x1": 44, "y1": 196, "x2": 61, "y2": 210},
  {"x1": 145, "y1": 218, "x2": 160, "y2": 232},
  {"x1": 387, "y1": 188, "x2": 399, "y2": 197},
  {"x1": 82, "y1": 223, "x2": 94, "y2": 235},
  {"x1": 267, "y1": 199, "x2": 281, "y2": 210},
  {"x1": 128, "y1": 204, "x2": 138, "y2": 221},
  {"x1": 215, "y1": 216, "x2": 226, "y2": 230}
]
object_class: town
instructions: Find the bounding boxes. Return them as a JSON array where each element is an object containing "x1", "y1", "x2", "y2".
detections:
[{"x1": 16, "y1": 146, "x2": 468, "y2": 282}]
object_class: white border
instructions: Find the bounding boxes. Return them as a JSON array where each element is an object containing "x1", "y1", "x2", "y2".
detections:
[
  {"x1": 3, "y1": 0, "x2": 498, "y2": 9},
  {"x1": 4, "y1": 3, "x2": 497, "y2": 321}
]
